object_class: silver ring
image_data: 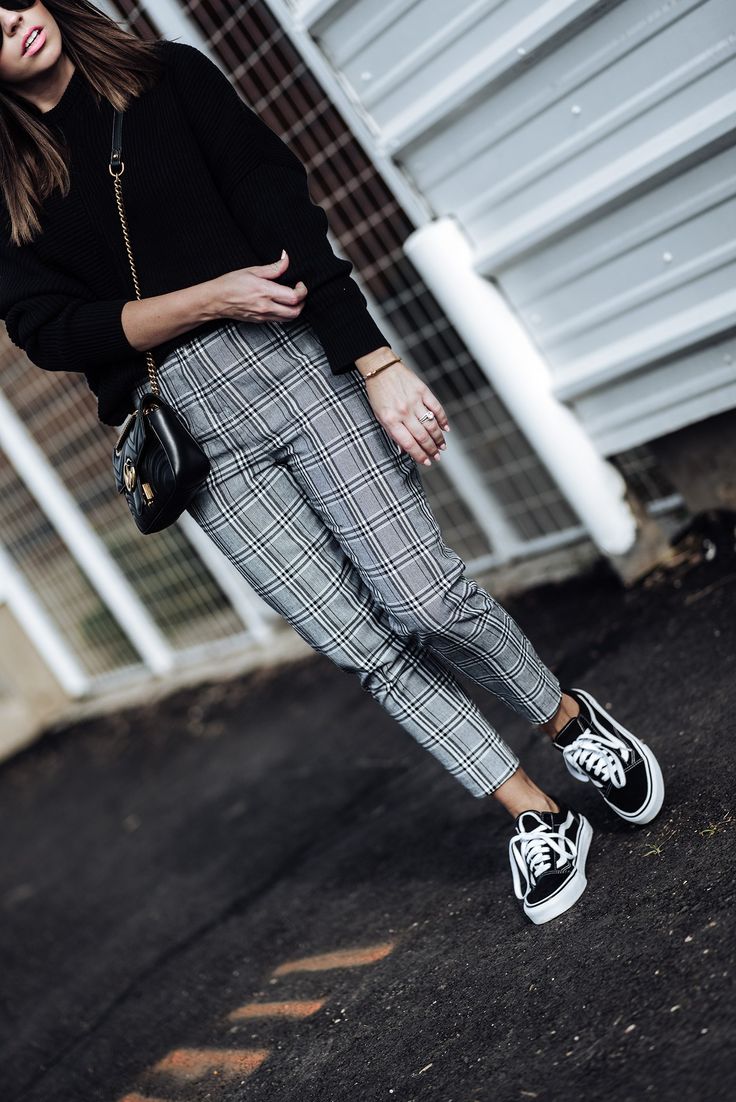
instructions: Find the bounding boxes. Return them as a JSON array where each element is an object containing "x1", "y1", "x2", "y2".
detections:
[{"x1": 418, "y1": 409, "x2": 435, "y2": 423}]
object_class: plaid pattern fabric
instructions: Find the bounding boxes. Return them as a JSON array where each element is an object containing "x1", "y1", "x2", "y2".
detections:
[{"x1": 134, "y1": 317, "x2": 562, "y2": 796}]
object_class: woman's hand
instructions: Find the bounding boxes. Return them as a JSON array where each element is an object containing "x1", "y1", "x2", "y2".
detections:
[
  {"x1": 212, "y1": 250, "x2": 308, "y2": 322},
  {"x1": 360, "y1": 358, "x2": 450, "y2": 467}
]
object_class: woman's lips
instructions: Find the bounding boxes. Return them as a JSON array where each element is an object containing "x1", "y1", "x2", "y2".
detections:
[{"x1": 24, "y1": 28, "x2": 46, "y2": 57}]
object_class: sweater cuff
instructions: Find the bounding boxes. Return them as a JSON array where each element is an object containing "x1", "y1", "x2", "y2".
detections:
[
  {"x1": 303, "y1": 281, "x2": 392, "y2": 374},
  {"x1": 91, "y1": 299, "x2": 140, "y2": 363},
  {"x1": 60, "y1": 298, "x2": 140, "y2": 370}
]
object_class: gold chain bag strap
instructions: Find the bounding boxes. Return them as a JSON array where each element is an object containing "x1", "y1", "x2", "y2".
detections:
[{"x1": 110, "y1": 108, "x2": 210, "y2": 535}]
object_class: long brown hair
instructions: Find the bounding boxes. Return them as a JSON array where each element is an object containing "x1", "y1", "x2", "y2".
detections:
[{"x1": 0, "y1": 0, "x2": 164, "y2": 246}]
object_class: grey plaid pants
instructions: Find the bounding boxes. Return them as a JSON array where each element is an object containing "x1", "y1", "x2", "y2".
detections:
[{"x1": 134, "y1": 317, "x2": 562, "y2": 797}]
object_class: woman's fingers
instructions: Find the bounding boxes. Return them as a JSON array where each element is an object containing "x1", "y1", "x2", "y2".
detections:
[
  {"x1": 244, "y1": 253, "x2": 292, "y2": 280},
  {"x1": 420, "y1": 389, "x2": 450, "y2": 432},
  {"x1": 392, "y1": 419, "x2": 442, "y2": 466},
  {"x1": 415, "y1": 409, "x2": 446, "y2": 450},
  {"x1": 410, "y1": 417, "x2": 444, "y2": 461},
  {"x1": 267, "y1": 279, "x2": 308, "y2": 306},
  {"x1": 216, "y1": 265, "x2": 310, "y2": 322},
  {"x1": 409, "y1": 387, "x2": 449, "y2": 456},
  {"x1": 235, "y1": 276, "x2": 307, "y2": 321},
  {"x1": 362, "y1": 361, "x2": 452, "y2": 465},
  {"x1": 264, "y1": 301, "x2": 307, "y2": 319},
  {"x1": 413, "y1": 387, "x2": 448, "y2": 450},
  {"x1": 391, "y1": 423, "x2": 436, "y2": 467},
  {"x1": 262, "y1": 279, "x2": 308, "y2": 319}
]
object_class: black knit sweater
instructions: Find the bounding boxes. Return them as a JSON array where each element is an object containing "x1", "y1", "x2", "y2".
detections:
[{"x1": 0, "y1": 40, "x2": 390, "y2": 426}]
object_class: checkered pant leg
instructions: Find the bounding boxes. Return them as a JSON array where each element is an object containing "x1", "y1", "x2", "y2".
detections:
[
  {"x1": 167, "y1": 441, "x2": 518, "y2": 796},
  {"x1": 133, "y1": 317, "x2": 560, "y2": 794}
]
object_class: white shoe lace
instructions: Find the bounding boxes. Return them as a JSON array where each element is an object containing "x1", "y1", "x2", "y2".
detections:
[
  {"x1": 508, "y1": 821, "x2": 577, "y2": 901},
  {"x1": 562, "y1": 725, "x2": 631, "y2": 789}
]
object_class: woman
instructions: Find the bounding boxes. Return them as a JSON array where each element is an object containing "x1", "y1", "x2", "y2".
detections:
[{"x1": 0, "y1": 1, "x2": 664, "y2": 925}]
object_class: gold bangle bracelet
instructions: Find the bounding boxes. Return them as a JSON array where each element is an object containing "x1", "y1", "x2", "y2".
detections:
[{"x1": 363, "y1": 355, "x2": 401, "y2": 379}]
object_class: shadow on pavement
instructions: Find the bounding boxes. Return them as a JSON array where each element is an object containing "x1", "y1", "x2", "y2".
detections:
[{"x1": 1, "y1": 511, "x2": 734, "y2": 1102}]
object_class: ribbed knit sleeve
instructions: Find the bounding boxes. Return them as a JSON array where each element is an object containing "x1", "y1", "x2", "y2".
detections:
[
  {"x1": 168, "y1": 42, "x2": 390, "y2": 372},
  {"x1": 0, "y1": 239, "x2": 138, "y2": 373}
]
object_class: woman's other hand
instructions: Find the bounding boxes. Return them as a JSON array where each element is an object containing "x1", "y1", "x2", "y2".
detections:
[
  {"x1": 358, "y1": 354, "x2": 450, "y2": 467},
  {"x1": 213, "y1": 250, "x2": 308, "y2": 322}
]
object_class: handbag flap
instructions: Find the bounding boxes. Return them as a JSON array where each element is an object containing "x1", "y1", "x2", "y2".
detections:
[{"x1": 111, "y1": 398, "x2": 147, "y2": 493}]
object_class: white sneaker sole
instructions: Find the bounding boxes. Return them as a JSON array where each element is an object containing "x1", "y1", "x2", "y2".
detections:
[
  {"x1": 571, "y1": 687, "x2": 665, "y2": 825},
  {"x1": 524, "y1": 816, "x2": 593, "y2": 925}
]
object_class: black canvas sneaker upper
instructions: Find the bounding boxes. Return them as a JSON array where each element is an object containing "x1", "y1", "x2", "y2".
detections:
[
  {"x1": 553, "y1": 687, "x2": 664, "y2": 823},
  {"x1": 508, "y1": 803, "x2": 591, "y2": 923}
]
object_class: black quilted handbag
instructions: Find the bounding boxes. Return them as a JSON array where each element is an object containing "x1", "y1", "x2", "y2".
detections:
[{"x1": 109, "y1": 108, "x2": 210, "y2": 534}]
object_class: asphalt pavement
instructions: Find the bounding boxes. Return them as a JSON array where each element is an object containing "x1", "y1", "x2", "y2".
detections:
[{"x1": 1, "y1": 510, "x2": 734, "y2": 1102}]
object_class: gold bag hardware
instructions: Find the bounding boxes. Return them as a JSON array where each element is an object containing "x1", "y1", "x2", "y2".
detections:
[{"x1": 123, "y1": 457, "x2": 137, "y2": 492}]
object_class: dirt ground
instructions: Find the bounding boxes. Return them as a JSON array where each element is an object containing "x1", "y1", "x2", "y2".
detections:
[{"x1": 1, "y1": 511, "x2": 734, "y2": 1102}]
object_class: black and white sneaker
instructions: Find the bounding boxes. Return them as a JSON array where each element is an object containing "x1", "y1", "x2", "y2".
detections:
[
  {"x1": 508, "y1": 803, "x2": 593, "y2": 925},
  {"x1": 553, "y1": 687, "x2": 665, "y2": 825}
]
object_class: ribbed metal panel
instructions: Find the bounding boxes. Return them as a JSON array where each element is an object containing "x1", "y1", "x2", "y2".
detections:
[{"x1": 298, "y1": 0, "x2": 736, "y2": 455}]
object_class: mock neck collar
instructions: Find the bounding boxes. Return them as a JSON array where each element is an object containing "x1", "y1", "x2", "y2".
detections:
[{"x1": 24, "y1": 65, "x2": 86, "y2": 125}]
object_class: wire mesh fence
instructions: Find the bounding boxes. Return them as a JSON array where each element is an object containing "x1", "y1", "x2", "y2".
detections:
[{"x1": 0, "y1": 345, "x2": 247, "y2": 655}]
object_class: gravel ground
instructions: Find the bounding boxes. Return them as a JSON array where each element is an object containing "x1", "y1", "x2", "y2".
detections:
[{"x1": 1, "y1": 510, "x2": 734, "y2": 1102}]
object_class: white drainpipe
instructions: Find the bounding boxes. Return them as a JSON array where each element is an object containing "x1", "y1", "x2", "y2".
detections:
[{"x1": 404, "y1": 217, "x2": 637, "y2": 557}]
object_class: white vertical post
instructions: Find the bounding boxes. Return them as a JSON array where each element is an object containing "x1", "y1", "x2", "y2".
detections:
[
  {"x1": 404, "y1": 217, "x2": 638, "y2": 556},
  {"x1": 0, "y1": 543, "x2": 91, "y2": 697},
  {"x1": 0, "y1": 391, "x2": 176, "y2": 674}
]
